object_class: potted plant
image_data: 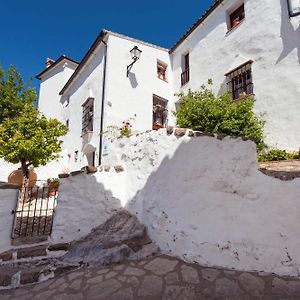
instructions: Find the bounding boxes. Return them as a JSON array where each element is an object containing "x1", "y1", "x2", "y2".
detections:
[{"x1": 47, "y1": 178, "x2": 60, "y2": 196}]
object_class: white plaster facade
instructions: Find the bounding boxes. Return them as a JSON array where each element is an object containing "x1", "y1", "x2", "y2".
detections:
[{"x1": 171, "y1": 0, "x2": 300, "y2": 151}]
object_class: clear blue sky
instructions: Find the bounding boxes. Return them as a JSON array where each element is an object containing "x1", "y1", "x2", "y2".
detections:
[{"x1": 1, "y1": 0, "x2": 213, "y2": 92}]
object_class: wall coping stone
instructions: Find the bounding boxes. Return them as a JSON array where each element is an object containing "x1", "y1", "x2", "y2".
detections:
[{"x1": 0, "y1": 182, "x2": 20, "y2": 190}]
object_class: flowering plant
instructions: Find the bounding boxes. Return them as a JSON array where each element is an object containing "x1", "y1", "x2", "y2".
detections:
[{"x1": 120, "y1": 119, "x2": 133, "y2": 137}]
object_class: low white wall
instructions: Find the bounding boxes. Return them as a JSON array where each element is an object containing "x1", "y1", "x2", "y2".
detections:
[
  {"x1": 52, "y1": 129, "x2": 300, "y2": 276},
  {"x1": 0, "y1": 187, "x2": 18, "y2": 254},
  {"x1": 51, "y1": 170, "x2": 126, "y2": 244}
]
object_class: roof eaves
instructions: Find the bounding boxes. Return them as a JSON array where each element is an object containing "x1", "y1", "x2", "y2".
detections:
[
  {"x1": 169, "y1": 0, "x2": 224, "y2": 54},
  {"x1": 35, "y1": 56, "x2": 79, "y2": 80},
  {"x1": 104, "y1": 30, "x2": 169, "y2": 52},
  {"x1": 59, "y1": 30, "x2": 108, "y2": 96}
]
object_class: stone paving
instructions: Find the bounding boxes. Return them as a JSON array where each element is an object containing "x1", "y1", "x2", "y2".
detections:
[{"x1": 1, "y1": 255, "x2": 300, "y2": 300}]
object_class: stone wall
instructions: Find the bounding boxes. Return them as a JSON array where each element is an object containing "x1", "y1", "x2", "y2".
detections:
[
  {"x1": 259, "y1": 160, "x2": 300, "y2": 181},
  {"x1": 0, "y1": 183, "x2": 19, "y2": 254},
  {"x1": 52, "y1": 128, "x2": 300, "y2": 276}
]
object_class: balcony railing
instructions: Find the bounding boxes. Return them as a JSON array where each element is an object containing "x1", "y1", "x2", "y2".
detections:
[{"x1": 181, "y1": 68, "x2": 190, "y2": 87}]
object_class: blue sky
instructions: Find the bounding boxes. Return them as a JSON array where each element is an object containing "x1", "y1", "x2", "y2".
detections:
[{"x1": 1, "y1": 0, "x2": 213, "y2": 92}]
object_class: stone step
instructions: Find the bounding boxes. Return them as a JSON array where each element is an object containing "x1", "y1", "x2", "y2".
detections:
[
  {"x1": 0, "y1": 262, "x2": 52, "y2": 288},
  {"x1": 0, "y1": 243, "x2": 70, "y2": 264},
  {"x1": 17, "y1": 245, "x2": 48, "y2": 259},
  {"x1": 11, "y1": 235, "x2": 49, "y2": 246}
]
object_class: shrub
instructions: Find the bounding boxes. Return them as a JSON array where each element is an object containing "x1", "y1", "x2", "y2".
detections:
[
  {"x1": 175, "y1": 84, "x2": 265, "y2": 151},
  {"x1": 258, "y1": 149, "x2": 300, "y2": 162}
]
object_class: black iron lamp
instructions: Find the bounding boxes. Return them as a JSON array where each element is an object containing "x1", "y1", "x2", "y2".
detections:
[{"x1": 127, "y1": 46, "x2": 142, "y2": 77}]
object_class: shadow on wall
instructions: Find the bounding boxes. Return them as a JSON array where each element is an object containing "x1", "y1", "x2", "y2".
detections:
[
  {"x1": 52, "y1": 132, "x2": 300, "y2": 276},
  {"x1": 51, "y1": 172, "x2": 123, "y2": 243},
  {"x1": 125, "y1": 136, "x2": 300, "y2": 276},
  {"x1": 276, "y1": 0, "x2": 300, "y2": 65},
  {"x1": 128, "y1": 72, "x2": 138, "y2": 88}
]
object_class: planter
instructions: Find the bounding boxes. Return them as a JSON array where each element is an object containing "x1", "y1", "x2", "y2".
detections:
[
  {"x1": 232, "y1": 19, "x2": 240, "y2": 27},
  {"x1": 152, "y1": 123, "x2": 164, "y2": 131},
  {"x1": 8, "y1": 168, "x2": 37, "y2": 188}
]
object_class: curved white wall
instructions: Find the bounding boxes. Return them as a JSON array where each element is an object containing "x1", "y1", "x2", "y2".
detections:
[{"x1": 51, "y1": 130, "x2": 300, "y2": 276}]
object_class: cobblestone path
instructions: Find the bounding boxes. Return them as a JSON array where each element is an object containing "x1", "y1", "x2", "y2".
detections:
[{"x1": 1, "y1": 255, "x2": 300, "y2": 300}]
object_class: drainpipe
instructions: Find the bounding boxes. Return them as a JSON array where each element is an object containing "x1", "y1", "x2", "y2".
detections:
[{"x1": 98, "y1": 40, "x2": 108, "y2": 166}]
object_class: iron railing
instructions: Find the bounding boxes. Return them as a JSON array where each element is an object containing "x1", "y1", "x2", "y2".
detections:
[
  {"x1": 11, "y1": 184, "x2": 58, "y2": 239},
  {"x1": 181, "y1": 68, "x2": 190, "y2": 86}
]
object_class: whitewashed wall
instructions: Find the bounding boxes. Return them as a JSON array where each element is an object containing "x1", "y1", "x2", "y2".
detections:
[
  {"x1": 0, "y1": 186, "x2": 18, "y2": 254},
  {"x1": 104, "y1": 34, "x2": 174, "y2": 133},
  {"x1": 38, "y1": 60, "x2": 77, "y2": 121},
  {"x1": 55, "y1": 130, "x2": 300, "y2": 276},
  {"x1": 171, "y1": 0, "x2": 300, "y2": 150},
  {"x1": 51, "y1": 170, "x2": 126, "y2": 244}
]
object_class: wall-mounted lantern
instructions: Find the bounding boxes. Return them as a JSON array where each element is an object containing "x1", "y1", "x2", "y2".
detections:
[{"x1": 126, "y1": 46, "x2": 142, "y2": 77}]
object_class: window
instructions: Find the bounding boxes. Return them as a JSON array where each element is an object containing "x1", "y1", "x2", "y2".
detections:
[
  {"x1": 157, "y1": 61, "x2": 167, "y2": 81},
  {"x1": 225, "y1": 61, "x2": 253, "y2": 100},
  {"x1": 181, "y1": 53, "x2": 190, "y2": 86},
  {"x1": 66, "y1": 119, "x2": 69, "y2": 129},
  {"x1": 288, "y1": 0, "x2": 300, "y2": 16},
  {"x1": 153, "y1": 94, "x2": 168, "y2": 130},
  {"x1": 229, "y1": 4, "x2": 245, "y2": 30},
  {"x1": 82, "y1": 97, "x2": 94, "y2": 134}
]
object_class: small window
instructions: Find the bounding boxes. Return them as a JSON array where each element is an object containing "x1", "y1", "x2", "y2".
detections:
[
  {"x1": 225, "y1": 61, "x2": 253, "y2": 100},
  {"x1": 82, "y1": 98, "x2": 94, "y2": 134},
  {"x1": 157, "y1": 61, "x2": 167, "y2": 81},
  {"x1": 229, "y1": 4, "x2": 245, "y2": 30},
  {"x1": 288, "y1": 0, "x2": 300, "y2": 16},
  {"x1": 153, "y1": 94, "x2": 168, "y2": 130},
  {"x1": 66, "y1": 119, "x2": 69, "y2": 129},
  {"x1": 181, "y1": 53, "x2": 190, "y2": 86}
]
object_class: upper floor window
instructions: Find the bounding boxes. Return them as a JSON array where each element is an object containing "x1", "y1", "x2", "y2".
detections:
[
  {"x1": 229, "y1": 4, "x2": 245, "y2": 30},
  {"x1": 181, "y1": 52, "x2": 190, "y2": 86},
  {"x1": 288, "y1": 0, "x2": 300, "y2": 16},
  {"x1": 153, "y1": 94, "x2": 168, "y2": 130},
  {"x1": 157, "y1": 61, "x2": 168, "y2": 81},
  {"x1": 225, "y1": 61, "x2": 253, "y2": 100},
  {"x1": 82, "y1": 97, "x2": 94, "y2": 134}
]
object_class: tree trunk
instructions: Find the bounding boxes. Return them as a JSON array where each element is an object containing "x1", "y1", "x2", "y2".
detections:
[{"x1": 21, "y1": 160, "x2": 29, "y2": 188}]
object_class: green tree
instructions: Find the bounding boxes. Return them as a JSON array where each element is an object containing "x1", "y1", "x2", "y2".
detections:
[
  {"x1": 0, "y1": 65, "x2": 36, "y2": 123},
  {"x1": 0, "y1": 104, "x2": 68, "y2": 179},
  {"x1": 175, "y1": 84, "x2": 265, "y2": 151}
]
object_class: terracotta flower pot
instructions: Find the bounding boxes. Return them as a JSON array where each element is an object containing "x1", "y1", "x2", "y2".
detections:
[{"x1": 8, "y1": 168, "x2": 37, "y2": 188}]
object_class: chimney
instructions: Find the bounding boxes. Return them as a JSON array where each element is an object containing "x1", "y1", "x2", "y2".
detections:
[{"x1": 46, "y1": 58, "x2": 55, "y2": 68}]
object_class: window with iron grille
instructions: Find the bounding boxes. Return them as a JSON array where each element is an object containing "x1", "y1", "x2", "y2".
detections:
[
  {"x1": 82, "y1": 97, "x2": 94, "y2": 134},
  {"x1": 229, "y1": 4, "x2": 245, "y2": 30},
  {"x1": 153, "y1": 94, "x2": 168, "y2": 130},
  {"x1": 225, "y1": 61, "x2": 253, "y2": 100},
  {"x1": 288, "y1": 0, "x2": 300, "y2": 16}
]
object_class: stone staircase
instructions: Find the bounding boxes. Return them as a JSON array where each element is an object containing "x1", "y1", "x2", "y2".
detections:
[{"x1": 0, "y1": 243, "x2": 73, "y2": 289}]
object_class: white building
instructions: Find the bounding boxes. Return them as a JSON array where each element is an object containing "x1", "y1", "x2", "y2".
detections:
[{"x1": 35, "y1": 0, "x2": 300, "y2": 171}]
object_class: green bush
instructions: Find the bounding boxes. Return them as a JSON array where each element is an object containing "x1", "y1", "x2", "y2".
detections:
[
  {"x1": 175, "y1": 84, "x2": 265, "y2": 151},
  {"x1": 258, "y1": 149, "x2": 300, "y2": 162}
]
